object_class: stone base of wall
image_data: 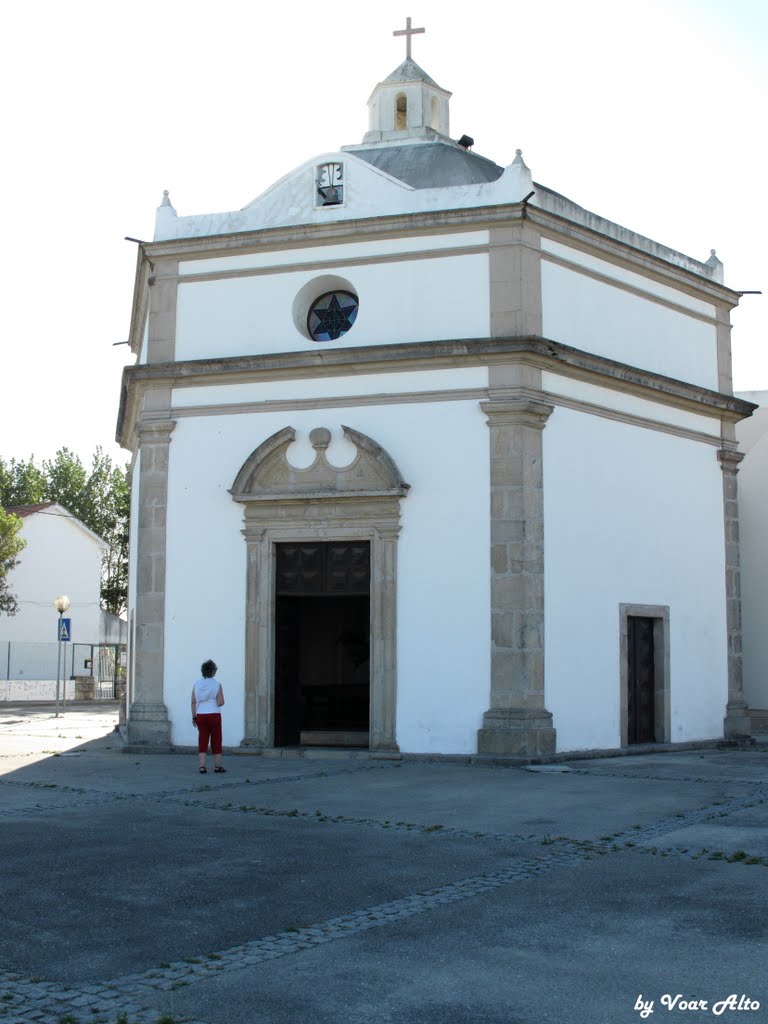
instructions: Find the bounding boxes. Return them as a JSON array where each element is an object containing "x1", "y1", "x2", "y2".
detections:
[
  {"x1": 125, "y1": 701, "x2": 171, "y2": 748},
  {"x1": 478, "y1": 707, "x2": 556, "y2": 756},
  {"x1": 724, "y1": 700, "x2": 752, "y2": 738}
]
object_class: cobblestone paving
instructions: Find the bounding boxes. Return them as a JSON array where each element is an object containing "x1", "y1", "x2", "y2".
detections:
[{"x1": 1, "y1": 757, "x2": 766, "y2": 1024}]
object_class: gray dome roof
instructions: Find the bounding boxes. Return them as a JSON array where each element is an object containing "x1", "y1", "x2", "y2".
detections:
[{"x1": 354, "y1": 142, "x2": 504, "y2": 189}]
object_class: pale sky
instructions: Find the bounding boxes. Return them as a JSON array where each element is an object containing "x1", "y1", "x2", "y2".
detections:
[{"x1": 1, "y1": 0, "x2": 766, "y2": 466}]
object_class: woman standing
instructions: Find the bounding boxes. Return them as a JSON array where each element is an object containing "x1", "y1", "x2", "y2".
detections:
[{"x1": 192, "y1": 659, "x2": 226, "y2": 774}]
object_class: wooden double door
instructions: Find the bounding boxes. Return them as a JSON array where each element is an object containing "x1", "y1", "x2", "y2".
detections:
[{"x1": 274, "y1": 542, "x2": 370, "y2": 747}]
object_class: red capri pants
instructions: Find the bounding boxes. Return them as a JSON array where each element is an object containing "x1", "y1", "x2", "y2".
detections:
[{"x1": 197, "y1": 713, "x2": 223, "y2": 755}]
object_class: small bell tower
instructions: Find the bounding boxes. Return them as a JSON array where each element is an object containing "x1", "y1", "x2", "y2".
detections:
[{"x1": 363, "y1": 18, "x2": 451, "y2": 144}]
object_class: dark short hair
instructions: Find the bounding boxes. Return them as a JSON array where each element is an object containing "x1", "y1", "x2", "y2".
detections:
[{"x1": 201, "y1": 659, "x2": 217, "y2": 678}]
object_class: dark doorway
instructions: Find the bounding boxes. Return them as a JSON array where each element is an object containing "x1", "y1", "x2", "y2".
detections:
[
  {"x1": 274, "y1": 542, "x2": 370, "y2": 747},
  {"x1": 627, "y1": 616, "x2": 656, "y2": 744}
]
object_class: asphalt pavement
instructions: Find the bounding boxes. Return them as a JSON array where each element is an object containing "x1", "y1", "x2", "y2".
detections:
[{"x1": 0, "y1": 702, "x2": 766, "y2": 1024}]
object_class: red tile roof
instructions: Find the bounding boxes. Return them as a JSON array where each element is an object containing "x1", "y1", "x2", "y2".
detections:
[{"x1": 4, "y1": 502, "x2": 55, "y2": 518}]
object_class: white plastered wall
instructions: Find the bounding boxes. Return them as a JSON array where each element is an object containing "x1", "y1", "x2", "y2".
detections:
[
  {"x1": 542, "y1": 259, "x2": 719, "y2": 390},
  {"x1": 162, "y1": 395, "x2": 490, "y2": 753},
  {"x1": 543, "y1": 405, "x2": 728, "y2": 751},
  {"x1": 541, "y1": 373, "x2": 721, "y2": 438},
  {"x1": 734, "y1": 393, "x2": 768, "y2": 714},
  {"x1": 171, "y1": 367, "x2": 489, "y2": 412},
  {"x1": 175, "y1": 250, "x2": 490, "y2": 361}
]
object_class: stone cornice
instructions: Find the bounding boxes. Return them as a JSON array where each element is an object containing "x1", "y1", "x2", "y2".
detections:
[
  {"x1": 116, "y1": 336, "x2": 756, "y2": 450},
  {"x1": 143, "y1": 206, "x2": 517, "y2": 261},
  {"x1": 135, "y1": 202, "x2": 739, "y2": 303},
  {"x1": 529, "y1": 191, "x2": 737, "y2": 304},
  {"x1": 165, "y1": 388, "x2": 725, "y2": 449}
]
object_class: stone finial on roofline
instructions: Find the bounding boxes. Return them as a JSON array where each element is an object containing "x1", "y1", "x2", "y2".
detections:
[
  {"x1": 512, "y1": 149, "x2": 530, "y2": 170},
  {"x1": 155, "y1": 189, "x2": 178, "y2": 237},
  {"x1": 705, "y1": 248, "x2": 724, "y2": 284},
  {"x1": 157, "y1": 189, "x2": 177, "y2": 215},
  {"x1": 496, "y1": 148, "x2": 534, "y2": 203}
]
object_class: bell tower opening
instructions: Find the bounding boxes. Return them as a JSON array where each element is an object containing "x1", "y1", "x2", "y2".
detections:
[
  {"x1": 430, "y1": 95, "x2": 439, "y2": 130},
  {"x1": 395, "y1": 93, "x2": 408, "y2": 130}
]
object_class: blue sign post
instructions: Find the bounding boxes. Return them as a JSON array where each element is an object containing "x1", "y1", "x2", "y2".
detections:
[{"x1": 55, "y1": 614, "x2": 72, "y2": 715}]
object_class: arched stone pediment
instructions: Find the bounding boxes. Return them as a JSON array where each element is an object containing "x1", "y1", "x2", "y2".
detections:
[{"x1": 230, "y1": 425, "x2": 410, "y2": 502}]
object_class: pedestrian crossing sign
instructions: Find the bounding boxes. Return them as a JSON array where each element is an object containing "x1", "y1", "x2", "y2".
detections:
[{"x1": 58, "y1": 618, "x2": 71, "y2": 642}]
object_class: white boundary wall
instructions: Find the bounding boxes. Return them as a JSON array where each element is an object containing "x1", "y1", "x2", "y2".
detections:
[{"x1": 1, "y1": 680, "x2": 75, "y2": 701}]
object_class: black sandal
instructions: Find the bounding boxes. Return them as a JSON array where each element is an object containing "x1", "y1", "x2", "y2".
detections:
[
  {"x1": 199, "y1": 767, "x2": 207, "y2": 774},
  {"x1": 214, "y1": 766, "x2": 227, "y2": 773}
]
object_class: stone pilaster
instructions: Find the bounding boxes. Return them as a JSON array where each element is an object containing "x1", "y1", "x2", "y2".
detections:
[
  {"x1": 718, "y1": 448, "x2": 751, "y2": 738},
  {"x1": 477, "y1": 393, "x2": 556, "y2": 756},
  {"x1": 241, "y1": 523, "x2": 269, "y2": 748},
  {"x1": 369, "y1": 524, "x2": 400, "y2": 752},
  {"x1": 146, "y1": 259, "x2": 179, "y2": 364},
  {"x1": 715, "y1": 305, "x2": 734, "y2": 396},
  {"x1": 489, "y1": 222, "x2": 542, "y2": 338},
  {"x1": 126, "y1": 419, "x2": 175, "y2": 748}
]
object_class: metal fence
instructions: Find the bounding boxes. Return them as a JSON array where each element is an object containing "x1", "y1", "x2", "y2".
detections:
[
  {"x1": 94, "y1": 644, "x2": 127, "y2": 700},
  {"x1": 0, "y1": 641, "x2": 126, "y2": 700}
]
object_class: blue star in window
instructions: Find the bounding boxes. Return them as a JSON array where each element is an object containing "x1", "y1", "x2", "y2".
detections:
[{"x1": 308, "y1": 291, "x2": 359, "y2": 342}]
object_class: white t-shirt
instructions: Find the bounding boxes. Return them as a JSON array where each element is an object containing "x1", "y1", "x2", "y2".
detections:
[{"x1": 193, "y1": 677, "x2": 221, "y2": 715}]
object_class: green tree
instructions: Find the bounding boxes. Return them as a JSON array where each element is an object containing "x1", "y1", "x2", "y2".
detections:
[
  {"x1": 0, "y1": 507, "x2": 26, "y2": 617},
  {"x1": 42, "y1": 448, "x2": 88, "y2": 520},
  {"x1": 0, "y1": 457, "x2": 46, "y2": 507},
  {"x1": 80, "y1": 450, "x2": 130, "y2": 617},
  {"x1": 0, "y1": 448, "x2": 130, "y2": 616}
]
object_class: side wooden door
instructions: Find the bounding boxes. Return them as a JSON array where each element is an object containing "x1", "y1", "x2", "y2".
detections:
[{"x1": 628, "y1": 616, "x2": 655, "y2": 744}]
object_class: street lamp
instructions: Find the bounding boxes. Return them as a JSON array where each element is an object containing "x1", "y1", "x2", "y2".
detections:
[{"x1": 54, "y1": 595, "x2": 71, "y2": 717}]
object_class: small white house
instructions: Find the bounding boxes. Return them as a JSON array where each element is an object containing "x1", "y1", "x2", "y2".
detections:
[{"x1": 1, "y1": 503, "x2": 108, "y2": 698}]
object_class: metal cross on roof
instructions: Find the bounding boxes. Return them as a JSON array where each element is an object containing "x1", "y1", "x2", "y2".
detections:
[{"x1": 393, "y1": 16, "x2": 425, "y2": 59}]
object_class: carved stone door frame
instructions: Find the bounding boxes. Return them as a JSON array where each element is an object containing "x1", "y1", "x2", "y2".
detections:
[{"x1": 231, "y1": 426, "x2": 408, "y2": 752}]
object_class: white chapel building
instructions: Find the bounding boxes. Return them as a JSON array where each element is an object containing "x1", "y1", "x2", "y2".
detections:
[{"x1": 117, "y1": 26, "x2": 754, "y2": 756}]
